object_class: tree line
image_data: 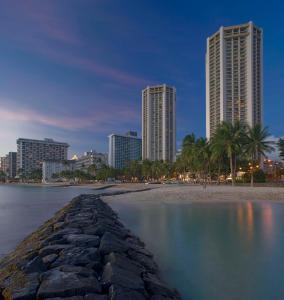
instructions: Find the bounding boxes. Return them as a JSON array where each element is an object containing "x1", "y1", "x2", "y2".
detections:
[{"x1": 1, "y1": 122, "x2": 283, "y2": 185}]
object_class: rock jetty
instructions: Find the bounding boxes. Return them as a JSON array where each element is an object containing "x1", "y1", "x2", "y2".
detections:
[{"x1": 0, "y1": 194, "x2": 181, "y2": 300}]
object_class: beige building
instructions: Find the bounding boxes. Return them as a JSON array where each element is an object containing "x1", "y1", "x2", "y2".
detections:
[
  {"x1": 206, "y1": 21, "x2": 263, "y2": 138},
  {"x1": 75, "y1": 150, "x2": 107, "y2": 172},
  {"x1": 142, "y1": 84, "x2": 176, "y2": 162}
]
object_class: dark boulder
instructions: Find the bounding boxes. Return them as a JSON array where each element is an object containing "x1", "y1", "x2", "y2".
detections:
[
  {"x1": 64, "y1": 234, "x2": 100, "y2": 247},
  {"x1": 108, "y1": 284, "x2": 147, "y2": 300},
  {"x1": 99, "y1": 232, "x2": 128, "y2": 255},
  {"x1": 51, "y1": 247, "x2": 100, "y2": 268},
  {"x1": 37, "y1": 269, "x2": 101, "y2": 299},
  {"x1": 24, "y1": 256, "x2": 47, "y2": 274},
  {"x1": 11, "y1": 273, "x2": 39, "y2": 300},
  {"x1": 102, "y1": 263, "x2": 145, "y2": 292},
  {"x1": 39, "y1": 244, "x2": 72, "y2": 257}
]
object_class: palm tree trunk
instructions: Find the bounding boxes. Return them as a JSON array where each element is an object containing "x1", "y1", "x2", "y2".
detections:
[
  {"x1": 251, "y1": 157, "x2": 254, "y2": 187},
  {"x1": 230, "y1": 154, "x2": 235, "y2": 186}
]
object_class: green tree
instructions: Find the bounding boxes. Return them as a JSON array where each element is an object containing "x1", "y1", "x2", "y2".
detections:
[
  {"x1": 210, "y1": 137, "x2": 227, "y2": 183},
  {"x1": 194, "y1": 138, "x2": 211, "y2": 187},
  {"x1": 28, "y1": 169, "x2": 42, "y2": 181},
  {"x1": 88, "y1": 164, "x2": 97, "y2": 176},
  {"x1": 181, "y1": 133, "x2": 196, "y2": 173},
  {"x1": 211, "y1": 121, "x2": 246, "y2": 186},
  {"x1": 278, "y1": 138, "x2": 284, "y2": 161},
  {"x1": 0, "y1": 170, "x2": 6, "y2": 182},
  {"x1": 96, "y1": 165, "x2": 117, "y2": 181},
  {"x1": 128, "y1": 160, "x2": 142, "y2": 181},
  {"x1": 141, "y1": 160, "x2": 152, "y2": 181},
  {"x1": 244, "y1": 124, "x2": 274, "y2": 186}
]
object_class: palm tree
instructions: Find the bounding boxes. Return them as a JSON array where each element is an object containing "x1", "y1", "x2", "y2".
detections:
[
  {"x1": 244, "y1": 124, "x2": 274, "y2": 186},
  {"x1": 194, "y1": 138, "x2": 211, "y2": 188},
  {"x1": 142, "y1": 160, "x2": 152, "y2": 181},
  {"x1": 181, "y1": 133, "x2": 196, "y2": 173},
  {"x1": 278, "y1": 138, "x2": 284, "y2": 162},
  {"x1": 183, "y1": 133, "x2": 196, "y2": 148},
  {"x1": 210, "y1": 138, "x2": 227, "y2": 184},
  {"x1": 212, "y1": 121, "x2": 245, "y2": 186}
]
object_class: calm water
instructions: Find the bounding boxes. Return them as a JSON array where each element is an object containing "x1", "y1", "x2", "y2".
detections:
[
  {"x1": 109, "y1": 200, "x2": 284, "y2": 300},
  {"x1": 1, "y1": 185, "x2": 284, "y2": 299},
  {"x1": 0, "y1": 184, "x2": 93, "y2": 257}
]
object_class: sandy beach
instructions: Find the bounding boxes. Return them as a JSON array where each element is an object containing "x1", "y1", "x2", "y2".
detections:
[{"x1": 104, "y1": 184, "x2": 284, "y2": 203}]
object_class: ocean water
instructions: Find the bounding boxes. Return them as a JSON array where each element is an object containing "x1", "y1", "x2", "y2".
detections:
[
  {"x1": 0, "y1": 184, "x2": 93, "y2": 257},
  {"x1": 109, "y1": 199, "x2": 284, "y2": 300},
  {"x1": 1, "y1": 185, "x2": 284, "y2": 299}
]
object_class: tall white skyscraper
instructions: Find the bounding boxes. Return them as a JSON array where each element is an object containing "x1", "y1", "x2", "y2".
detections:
[
  {"x1": 206, "y1": 21, "x2": 263, "y2": 138},
  {"x1": 142, "y1": 84, "x2": 176, "y2": 162}
]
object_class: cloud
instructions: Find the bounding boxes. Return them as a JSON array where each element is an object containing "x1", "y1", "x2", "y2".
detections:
[
  {"x1": 0, "y1": 1, "x2": 149, "y2": 86},
  {"x1": 0, "y1": 100, "x2": 139, "y2": 133}
]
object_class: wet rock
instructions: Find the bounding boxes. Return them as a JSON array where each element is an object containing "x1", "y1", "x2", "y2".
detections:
[
  {"x1": 102, "y1": 263, "x2": 144, "y2": 292},
  {"x1": 104, "y1": 252, "x2": 144, "y2": 275},
  {"x1": 128, "y1": 250, "x2": 158, "y2": 273},
  {"x1": 143, "y1": 274, "x2": 180, "y2": 299},
  {"x1": 51, "y1": 247, "x2": 100, "y2": 268},
  {"x1": 150, "y1": 296, "x2": 177, "y2": 300},
  {"x1": 39, "y1": 244, "x2": 72, "y2": 257},
  {"x1": 84, "y1": 294, "x2": 108, "y2": 300},
  {"x1": 11, "y1": 273, "x2": 39, "y2": 300},
  {"x1": 86, "y1": 223, "x2": 129, "y2": 239},
  {"x1": 42, "y1": 254, "x2": 58, "y2": 266},
  {"x1": 108, "y1": 284, "x2": 147, "y2": 300},
  {"x1": 53, "y1": 222, "x2": 65, "y2": 231},
  {"x1": 37, "y1": 269, "x2": 101, "y2": 299},
  {"x1": 46, "y1": 228, "x2": 83, "y2": 244},
  {"x1": 45, "y1": 297, "x2": 83, "y2": 300},
  {"x1": 64, "y1": 234, "x2": 100, "y2": 247},
  {"x1": 24, "y1": 256, "x2": 47, "y2": 274},
  {"x1": 53, "y1": 265, "x2": 96, "y2": 278},
  {"x1": 99, "y1": 232, "x2": 128, "y2": 255}
]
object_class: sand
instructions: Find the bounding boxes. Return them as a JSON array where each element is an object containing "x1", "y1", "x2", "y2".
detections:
[{"x1": 103, "y1": 184, "x2": 284, "y2": 203}]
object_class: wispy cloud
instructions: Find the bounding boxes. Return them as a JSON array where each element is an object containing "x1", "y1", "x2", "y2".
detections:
[
  {"x1": 0, "y1": 100, "x2": 139, "y2": 133},
  {"x1": 0, "y1": 0, "x2": 148, "y2": 86}
]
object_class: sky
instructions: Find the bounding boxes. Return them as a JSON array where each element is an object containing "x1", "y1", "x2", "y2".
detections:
[{"x1": 0, "y1": 0, "x2": 283, "y2": 157}]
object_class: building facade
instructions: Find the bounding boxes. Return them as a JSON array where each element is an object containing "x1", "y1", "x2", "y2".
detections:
[
  {"x1": 17, "y1": 138, "x2": 69, "y2": 176},
  {"x1": 42, "y1": 160, "x2": 75, "y2": 183},
  {"x1": 8, "y1": 152, "x2": 17, "y2": 178},
  {"x1": 142, "y1": 84, "x2": 176, "y2": 162},
  {"x1": 108, "y1": 131, "x2": 142, "y2": 169},
  {"x1": 206, "y1": 21, "x2": 263, "y2": 138},
  {"x1": 0, "y1": 152, "x2": 17, "y2": 178},
  {"x1": 0, "y1": 156, "x2": 8, "y2": 175},
  {"x1": 74, "y1": 150, "x2": 107, "y2": 172}
]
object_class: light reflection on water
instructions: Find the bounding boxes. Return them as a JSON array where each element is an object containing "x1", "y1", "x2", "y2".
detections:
[{"x1": 109, "y1": 200, "x2": 284, "y2": 300}]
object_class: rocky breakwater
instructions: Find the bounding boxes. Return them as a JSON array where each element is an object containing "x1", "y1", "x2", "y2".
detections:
[{"x1": 0, "y1": 194, "x2": 181, "y2": 300}]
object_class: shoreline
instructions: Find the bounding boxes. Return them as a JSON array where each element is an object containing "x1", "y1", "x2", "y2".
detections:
[{"x1": 103, "y1": 184, "x2": 284, "y2": 204}]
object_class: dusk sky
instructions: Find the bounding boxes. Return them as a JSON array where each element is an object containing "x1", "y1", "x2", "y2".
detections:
[{"x1": 0, "y1": 0, "x2": 283, "y2": 157}]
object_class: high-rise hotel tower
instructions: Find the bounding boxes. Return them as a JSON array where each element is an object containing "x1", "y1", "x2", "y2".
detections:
[
  {"x1": 206, "y1": 21, "x2": 263, "y2": 138},
  {"x1": 142, "y1": 84, "x2": 176, "y2": 162}
]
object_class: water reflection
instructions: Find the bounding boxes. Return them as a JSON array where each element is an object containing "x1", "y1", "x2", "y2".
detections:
[
  {"x1": 110, "y1": 200, "x2": 284, "y2": 300},
  {"x1": 261, "y1": 203, "x2": 273, "y2": 246}
]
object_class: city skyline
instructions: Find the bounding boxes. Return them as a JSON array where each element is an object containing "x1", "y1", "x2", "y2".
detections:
[{"x1": 0, "y1": 1, "x2": 284, "y2": 157}]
